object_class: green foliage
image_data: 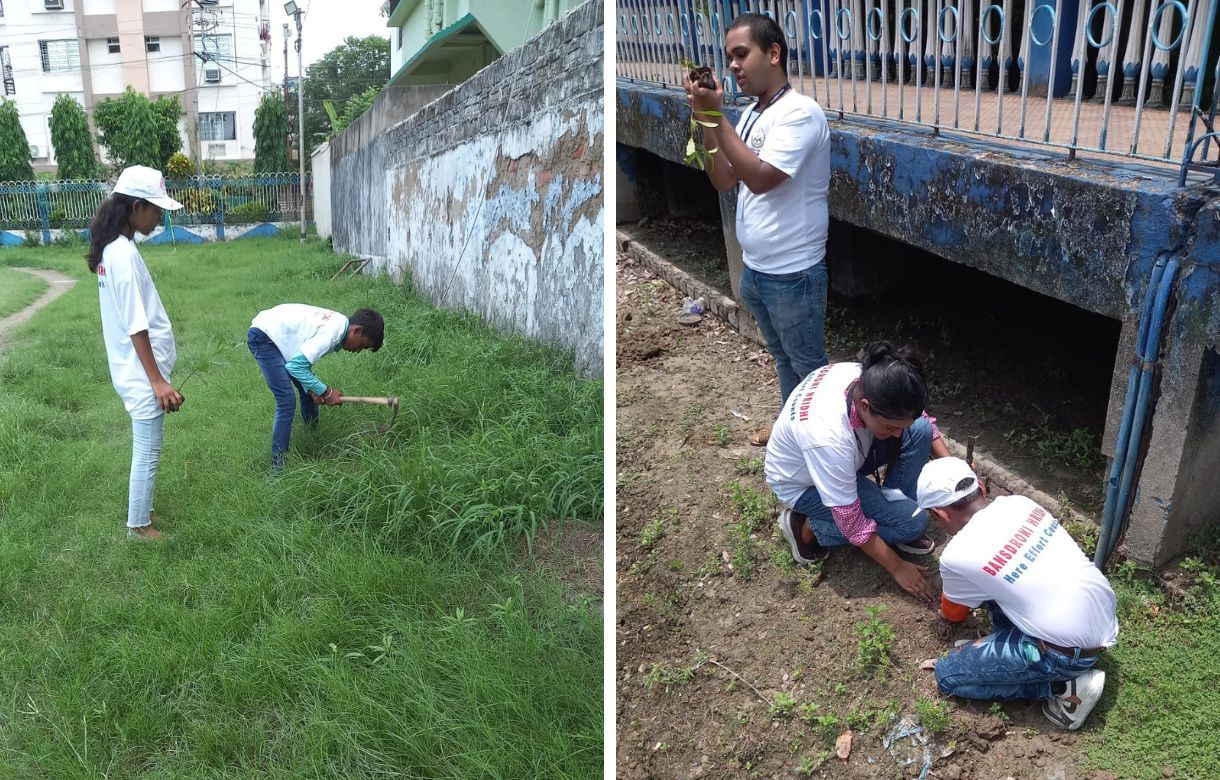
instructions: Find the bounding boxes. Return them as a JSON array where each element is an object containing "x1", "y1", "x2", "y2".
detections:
[
  {"x1": 332, "y1": 85, "x2": 380, "y2": 135},
  {"x1": 150, "y1": 95, "x2": 183, "y2": 168},
  {"x1": 713, "y1": 423, "x2": 730, "y2": 446},
  {"x1": 227, "y1": 201, "x2": 270, "y2": 225},
  {"x1": 726, "y1": 482, "x2": 774, "y2": 581},
  {"x1": 915, "y1": 697, "x2": 950, "y2": 734},
  {"x1": 94, "y1": 88, "x2": 161, "y2": 171},
  {"x1": 0, "y1": 238, "x2": 602, "y2": 777},
  {"x1": 253, "y1": 93, "x2": 288, "y2": 173},
  {"x1": 0, "y1": 99, "x2": 33, "y2": 181},
  {"x1": 640, "y1": 517, "x2": 666, "y2": 549},
  {"x1": 855, "y1": 605, "x2": 896, "y2": 675},
  {"x1": 769, "y1": 691, "x2": 797, "y2": 719},
  {"x1": 179, "y1": 187, "x2": 218, "y2": 216},
  {"x1": 49, "y1": 95, "x2": 97, "y2": 180},
  {"x1": 165, "y1": 152, "x2": 195, "y2": 180},
  {"x1": 303, "y1": 35, "x2": 390, "y2": 156},
  {"x1": 734, "y1": 456, "x2": 764, "y2": 476},
  {"x1": 1004, "y1": 414, "x2": 1103, "y2": 472}
]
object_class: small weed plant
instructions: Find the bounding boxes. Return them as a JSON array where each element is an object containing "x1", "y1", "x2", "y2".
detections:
[
  {"x1": 915, "y1": 697, "x2": 950, "y2": 734},
  {"x1": 641, "y1": 517, "x2": 666, "y2": 549},
  {"x1": 855, "y1": 605, "x2": 896, "y2": 676},
  {"x1": 769, "y1": 691, "x2": 797, "y2": 719}
]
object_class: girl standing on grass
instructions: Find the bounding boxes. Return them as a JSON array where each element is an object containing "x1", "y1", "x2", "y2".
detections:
[{"x1": 87, "y1": 166, "x2": 184, "y2": 540}]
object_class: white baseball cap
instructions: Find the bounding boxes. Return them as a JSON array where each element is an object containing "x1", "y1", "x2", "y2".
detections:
[
  {"x1": 912, "y1": 457, "x2": 980, "y2": 516},
  {"x1": 113, "y1": 165, "x2": 183, "y2": 210}
]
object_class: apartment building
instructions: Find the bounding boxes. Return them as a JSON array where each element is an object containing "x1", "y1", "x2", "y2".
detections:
[{"x1": 0, "y1": 0, "x2": 273, "y2": 171}]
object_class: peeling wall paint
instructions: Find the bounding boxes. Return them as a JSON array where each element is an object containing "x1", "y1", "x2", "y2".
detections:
[{"x1": 331, "y1": 1, "x2": 603, "y2": 378}]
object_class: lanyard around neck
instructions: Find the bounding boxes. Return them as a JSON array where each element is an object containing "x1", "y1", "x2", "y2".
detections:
[{"x1": 740, "y1": 82, "x2": 791, "y2": 144}]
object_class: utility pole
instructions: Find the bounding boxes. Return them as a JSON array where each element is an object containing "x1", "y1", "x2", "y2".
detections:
[
  {"x1": 186, "y1": 2, "x2": 202, "y2": 166},
  {"x1": 285, "y1": 1, "x2": 305, "y2": 243},
  {"x1": 283, "y1": 22, "x2": 290, "y2": 170}
]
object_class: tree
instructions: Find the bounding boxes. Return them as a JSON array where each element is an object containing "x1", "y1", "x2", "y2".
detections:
[
  {"x1": 150, "y1": 95, "x2": 183, "y2": 169},
  {"x1": 0, "y1": 99, "x2": 33, "y2": 182},
  {"x1": 332, "y1": 85, "x2": 380, "y2": 135},
  {"x1": 302, "y1": 35, "x2": 389, "y2": 157},
  {"x1": 253, "y1": 93, "x2": 288, "y2": 173},
  {"x1": 49, "y1": 94, "x2": 97, "y2": 180},
  {"x1": 94, "y1": 88, "x2": 160, "y2": 171}
]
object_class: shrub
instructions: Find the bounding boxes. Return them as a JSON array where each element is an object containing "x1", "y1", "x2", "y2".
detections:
[{"x1": 166, "y1": 152, "x2": 195, "y2": 180}]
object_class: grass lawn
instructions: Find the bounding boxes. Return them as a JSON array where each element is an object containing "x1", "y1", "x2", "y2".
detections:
[
  {"x1": 1079, "y1": 549, "x2": 1220, "y2": 778},
  {"x1": 0, "y1": 237, "x2": 603, "y2": 777},
  {"x1": 0, "y1": 266, "x2": 48, "y2": 319}
]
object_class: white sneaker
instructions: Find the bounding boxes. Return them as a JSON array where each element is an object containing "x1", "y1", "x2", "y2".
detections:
[{"x1": 1042, "y1": 669, "x2": 1105, "y2": 730}]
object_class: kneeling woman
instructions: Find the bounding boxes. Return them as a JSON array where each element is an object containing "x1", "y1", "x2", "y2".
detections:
[{"x1": 765, "y1": 342, "x2": 950, "y2": 600}]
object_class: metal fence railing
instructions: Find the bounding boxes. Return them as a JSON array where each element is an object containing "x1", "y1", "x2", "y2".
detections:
[
  {"x1": 0, "y1": 173, "x2": 312, "y2": 233},
  {"x1": 617, "y1": 0, "x2": 1220, "y2": 172}
]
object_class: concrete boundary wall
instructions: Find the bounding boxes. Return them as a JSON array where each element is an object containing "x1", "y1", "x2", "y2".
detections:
[{"x1": 331, "y1": 2, "x2": 604, "y2": 378}]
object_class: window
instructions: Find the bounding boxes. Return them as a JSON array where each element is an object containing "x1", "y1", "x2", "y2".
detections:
[
  {"x1": 44, "y1": 0, "x2": 64, "y2": 9},
  {"x1": 145, "y1": 36, "x2": 160, "y2": 53},
  {"x1": 0, "y1": 47, "x2": 14, "y2": 96},
  {"x1": 39, "y1": 40, "x2": 80, "y2": 72},
  {"x1": 106, "y1": 37, "x2": 120, "y2": 54},
  {"x1": 194, "y1": 34, "x2": 233, "y2": 64},
  {"x1": 397, "y1": 27, "x2": 402, "y2": 48},
  {"x1": 198, "y1": 112, "x2": 236, "y2": 141}
]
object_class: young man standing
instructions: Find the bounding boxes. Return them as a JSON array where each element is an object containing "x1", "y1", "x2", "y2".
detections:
[
  {"x1": 685, "y1": 12, "x2": 831, "y2": 446},
  {"x1": 913, "y1": 458, "x2": 1118, "y2": 730}
]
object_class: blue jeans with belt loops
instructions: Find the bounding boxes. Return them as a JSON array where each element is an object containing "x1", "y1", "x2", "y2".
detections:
[
  {"x1": 935, "y1": 602, "x2": 1100, "y2": 701},
  {"x1": 793, "y1": 416, "x2": 934, "y2": 547},
  {"x1": 248, "y1": 327, "x2": 318, "y2": 467},
  {"x1": 737, "y1": 262, "x2": 828, "y2": 407}
]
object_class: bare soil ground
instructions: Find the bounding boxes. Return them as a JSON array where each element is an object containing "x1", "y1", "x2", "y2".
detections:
[{"x1": 616, "y1": 249, "x2": 1118, "y2": 780}]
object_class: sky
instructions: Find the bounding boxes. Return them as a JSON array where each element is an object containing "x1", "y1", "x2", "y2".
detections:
[{"x1": 266, "y1": 0, "x2": 391, "y2": 83}]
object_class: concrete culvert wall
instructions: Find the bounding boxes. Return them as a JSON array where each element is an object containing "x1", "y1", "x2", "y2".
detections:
[{"x1": 618, "y1": 81, "x2": 1220, "y2": 566}]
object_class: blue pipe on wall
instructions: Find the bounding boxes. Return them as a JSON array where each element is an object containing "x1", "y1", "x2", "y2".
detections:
[
  {"x1": 1094, "y1": 254, "x2": 1180, "y2": 569},
  {"x1": 1094, "y1": 257, "x2": 1165, "y2": 568}
]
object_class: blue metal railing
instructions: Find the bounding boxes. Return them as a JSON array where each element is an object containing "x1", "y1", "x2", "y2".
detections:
[
  {"x1": 0, "y1": 173, "x2": 312, "y2": 232},
  {"x1": 617, "y1": 0, "x2": 1220, "y2": 169}
]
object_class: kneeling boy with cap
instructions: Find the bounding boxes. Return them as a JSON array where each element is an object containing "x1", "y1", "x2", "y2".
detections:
[{"x1": 914, "y1": 457, "x2": 1117, "y2": 730}]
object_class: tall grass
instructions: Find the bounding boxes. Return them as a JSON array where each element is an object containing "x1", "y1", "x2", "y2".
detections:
[
  {"x1": 0, "y1": 266, "x2": 48, "y2": 319},
  {"x1": 0, "y1": 238, "x2": 603, "y2": 777}
]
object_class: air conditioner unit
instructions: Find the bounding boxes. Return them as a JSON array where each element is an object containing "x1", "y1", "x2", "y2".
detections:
[
  {"x1": 203, "y1": 64, "x2": 221, "y2": 83},
  {"x1": 44, "y1": 0, "x2": 64, "y2": 9},
  {"x1": 29, "y1": 144, "x2": 45, "y2": 158},
  {"x1": 197, "y1": 0, "x2": 219, "y2": 5}
]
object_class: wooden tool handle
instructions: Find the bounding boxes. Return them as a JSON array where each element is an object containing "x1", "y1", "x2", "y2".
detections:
[{"x1": 340, "y1": 396, "x2": 396, "y2": 406}]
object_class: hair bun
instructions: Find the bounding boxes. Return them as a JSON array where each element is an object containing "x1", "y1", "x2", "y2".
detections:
[{"x1": 858, "y1": 340, "x2": 895, "y2": 369}]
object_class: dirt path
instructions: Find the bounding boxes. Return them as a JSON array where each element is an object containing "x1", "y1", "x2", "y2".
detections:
[
  {"x1": 616, "y1": 250, "x2": 1112, "y2": 780},
  {"x1": 0, "y1": 268, "x2": 76, "y2": 351}
]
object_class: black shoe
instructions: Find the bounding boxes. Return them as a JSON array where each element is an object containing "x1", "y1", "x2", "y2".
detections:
[
  {"x1": 778, "y1": 508, "x2": 830, "y2": 564},
  {"x1": 895, "y1": 534, "x2": 936, "y2": 555}
]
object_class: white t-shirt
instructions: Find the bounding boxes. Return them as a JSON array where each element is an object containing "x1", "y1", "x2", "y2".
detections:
[
  {"x1": 96, "y1": 236, "x2": 176, "y2": 420},
  {"x1": 251, "y1": 304, "x2": 347, "y2": 364},
  {"x1": 734, "y1": 90, "x2": 831, "y2": 275},
  {"x1": 939, "y1": 495, "x2": 1119, "y2": 650},
  {"x1": 765, "y1": 362, "x2": 870, "y2": 508}
]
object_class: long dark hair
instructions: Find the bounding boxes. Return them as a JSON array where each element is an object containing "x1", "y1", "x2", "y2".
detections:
[
  {"x1": 86, "y1": 193, "x2": 139, "y2": 273},
  {"x1": 857, "y1": 341, "x2": 928, "y2": 420}
]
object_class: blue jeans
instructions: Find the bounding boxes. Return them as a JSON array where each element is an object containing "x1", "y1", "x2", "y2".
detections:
[
  {"x1": 792, "y1": 416, "x2": 933, "y2": 546},
  {"x1": 935, "y1": 602, "x2": 1100, "y2": 701},
  {"x1": 738, "y1": 262, "x2": 828, "y2": 406},
  {"x1": 248, "y1": 327, "x2": 318, "y2": 466},
  {"x1": 127, "y1": 413, "x2": 163, "y2": 528}
]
